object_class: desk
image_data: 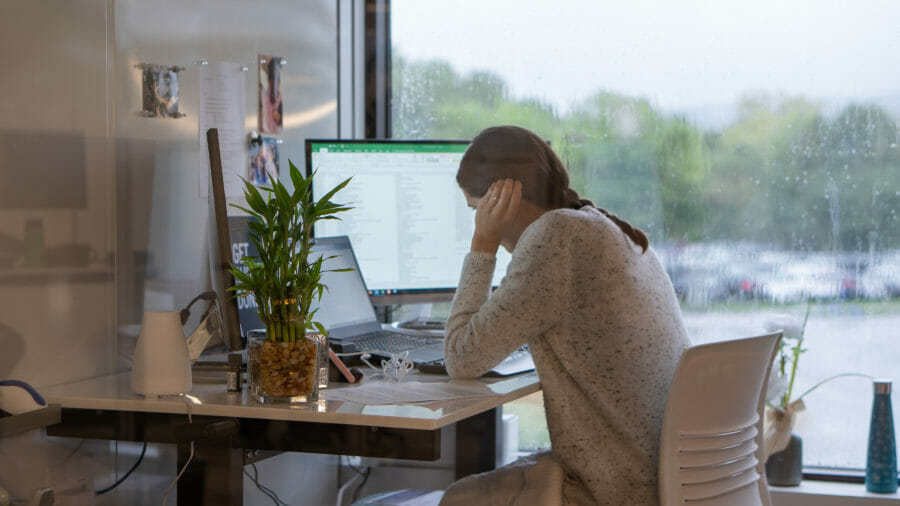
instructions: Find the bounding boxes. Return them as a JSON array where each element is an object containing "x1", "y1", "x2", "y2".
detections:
[{"x1": 42, "y1": 370, "x2": 541, "y2": 505}]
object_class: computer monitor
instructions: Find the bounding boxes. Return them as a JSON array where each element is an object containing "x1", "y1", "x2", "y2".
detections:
[{"x1": 305, "y1": 139, "x2": 512, "y2": 305}]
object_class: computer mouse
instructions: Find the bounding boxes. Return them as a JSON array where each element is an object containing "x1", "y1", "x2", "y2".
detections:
[{"x1": 0, "y1": 379, "x2": 47, "y2": 415}]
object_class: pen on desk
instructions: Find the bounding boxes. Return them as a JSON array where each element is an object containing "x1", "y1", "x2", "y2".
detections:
[{"x1": 329, "y1": 348, "x2": 356, "y2": 383}]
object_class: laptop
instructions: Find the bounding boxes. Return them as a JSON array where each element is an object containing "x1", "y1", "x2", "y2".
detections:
[
  {"x1": 310, "y1": 236, "x2": 445, "y2": 363},
  {"x1": 226, "y1": 218, "x2": 437, "y2": 360},
  {"x1": 311, "y1": 236, "x2": 535, "y2": 376}
]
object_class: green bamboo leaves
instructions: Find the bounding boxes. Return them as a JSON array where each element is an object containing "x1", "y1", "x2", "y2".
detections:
[{"x1": 229, "y1": 160, "x2": 351, "y2": 342}]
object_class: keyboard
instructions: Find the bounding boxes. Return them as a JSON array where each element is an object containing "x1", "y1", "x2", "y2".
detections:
[
  {"x1": 352, "y1": 330, "x2": 441, "y2": 353},
  {"x1": 338, "y1": 330, "x2": 445, "y2": 364}
]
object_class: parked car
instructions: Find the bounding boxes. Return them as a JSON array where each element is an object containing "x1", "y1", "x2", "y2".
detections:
[{"x1": 658, "y1": 243, "x2": 899, "y2": 305}]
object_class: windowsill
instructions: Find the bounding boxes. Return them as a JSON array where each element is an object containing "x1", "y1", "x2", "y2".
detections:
[{"x1": 771, "y1": 480, "x2": 900, "y2": 505}]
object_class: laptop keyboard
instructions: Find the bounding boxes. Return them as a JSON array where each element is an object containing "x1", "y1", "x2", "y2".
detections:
[
  {"x1": 340, "y1": 331, "x2": 534, "y2": 377},
  {"x1": 352, "y1": 330, "x2": 442, "y2": 355}
]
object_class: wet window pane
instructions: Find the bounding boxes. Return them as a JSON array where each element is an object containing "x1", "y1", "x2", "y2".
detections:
[{"x1": 392, "y1": 0, "x2": 900, "y2": 471}]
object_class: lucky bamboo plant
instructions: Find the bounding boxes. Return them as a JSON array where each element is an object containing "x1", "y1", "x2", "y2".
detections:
[{"x1": 228, "y1": 160, "x2": 351, "y2": 342}]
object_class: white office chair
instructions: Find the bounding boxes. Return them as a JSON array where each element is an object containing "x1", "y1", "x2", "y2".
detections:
[{"x1": 659, "y1": 331, "x2": 782, "y2": 506}]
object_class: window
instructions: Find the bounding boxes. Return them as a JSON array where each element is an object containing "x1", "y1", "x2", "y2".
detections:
[{"x1": 390, "y1": 0, "x2": 900, "y2": 473}]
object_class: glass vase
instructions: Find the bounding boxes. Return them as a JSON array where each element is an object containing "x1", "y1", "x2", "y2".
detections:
[{"x1": 246, "y1": 330, "x2": 328, "y2": 403}]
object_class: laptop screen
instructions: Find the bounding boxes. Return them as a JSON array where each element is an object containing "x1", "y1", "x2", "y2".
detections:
[
  {"x1": 227, "y1": 220, "x2": 380, "y2": 341},
  {"x1": 309, "y1": 236, "x2": 383, "y2": 340}
]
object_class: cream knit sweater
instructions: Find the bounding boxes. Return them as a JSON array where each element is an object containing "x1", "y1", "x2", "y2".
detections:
[{"x1": 444, "y1": 207, "x2": 690, "y2": 505}]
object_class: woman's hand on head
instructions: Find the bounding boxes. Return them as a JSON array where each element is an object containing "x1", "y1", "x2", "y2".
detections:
[{"x1": 471, "y1": 179, "x2": 522, "y2": 254}]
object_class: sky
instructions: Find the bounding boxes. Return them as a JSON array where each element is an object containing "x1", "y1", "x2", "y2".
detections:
[{"x1": 392, "y1": 0, "x2": 900, "y2": 124}]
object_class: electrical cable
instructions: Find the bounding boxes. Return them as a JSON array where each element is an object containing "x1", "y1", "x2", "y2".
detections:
[
  {"x1": 343, "y1": 455, "x2": 368, "y2": 476},
  {"x1": 179, "y1": 290, "x2": 218, "y2": 324},
  {"x1": 162, "y1": 394, "x2": 195, "y2": 506},
  {"x1": 95, "y1": 441, "x2": 147, "y2": 495},
  {"x1": 244, "y1": 463, "x2": 289, "y2": 505},
  {"x1": 350, "y1": 464, "x2": 371, "y2": 503},
  {"x1": 243, "y1": 466, "x2": 280, "y2": 505},
  {"x1": 335, "y1": 459, "x2": 365, "y2": 506}
]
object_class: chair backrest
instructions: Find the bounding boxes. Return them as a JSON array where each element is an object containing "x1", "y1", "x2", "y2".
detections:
[{"x1": 659, "y1": 331, "x2": 782, "y2": 506}]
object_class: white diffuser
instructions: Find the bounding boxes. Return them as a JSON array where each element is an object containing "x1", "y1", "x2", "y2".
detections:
[{"x1": 131, "y1": 310, "x2": 192, "y2": 396}]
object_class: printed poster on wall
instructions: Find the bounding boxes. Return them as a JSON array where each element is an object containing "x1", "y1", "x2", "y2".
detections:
[{"x1": 198, "y1": 61, "x2": 247, "y2": 198}]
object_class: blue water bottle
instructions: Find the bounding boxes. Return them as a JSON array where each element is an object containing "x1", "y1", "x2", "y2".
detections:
[{"x1": 866, "y1": 379, "x2": 898, "y2": 493}]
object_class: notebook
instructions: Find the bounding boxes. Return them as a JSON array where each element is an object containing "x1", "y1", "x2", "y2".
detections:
[{"x1": 311, "y1": 236, "x2": 535, "y2": 376}]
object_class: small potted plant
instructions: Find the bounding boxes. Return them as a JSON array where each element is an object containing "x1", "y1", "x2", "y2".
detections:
[
  {"x1": 229, "y1": 160, "x2": 350, "y2": 403},
  {"x1": 763, "y1": 299, "x2": 871, "y2": 486},
  {"x1": 763, "y1": 302, "x2": 810, "y2": 486}
]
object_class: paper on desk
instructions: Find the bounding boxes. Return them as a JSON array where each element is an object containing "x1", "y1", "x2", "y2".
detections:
[{"x1": 324, "y1": 379, "x2": 497, "y2": 405}]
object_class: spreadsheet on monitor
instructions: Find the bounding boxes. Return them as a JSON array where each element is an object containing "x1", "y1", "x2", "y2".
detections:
[{"x1": 307, "y1": 140, "x2": 512, "y2": 302}]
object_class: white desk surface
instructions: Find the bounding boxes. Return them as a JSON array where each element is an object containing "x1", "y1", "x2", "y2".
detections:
[{"x1": 42, "y1": 370, "x2": 541, "y2": 431}]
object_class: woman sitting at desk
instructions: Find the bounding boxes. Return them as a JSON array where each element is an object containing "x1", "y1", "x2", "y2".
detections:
[{"x1": 441, "y1": 125, "x2": 690, "y2": 505}]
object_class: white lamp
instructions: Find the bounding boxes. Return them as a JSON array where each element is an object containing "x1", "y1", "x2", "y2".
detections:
[{"x1": 131, "y1": 310, "x2": 192, "y2": 396}]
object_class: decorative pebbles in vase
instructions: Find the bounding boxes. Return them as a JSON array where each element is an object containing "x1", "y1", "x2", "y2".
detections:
[{"x1": 247, "y1": 329, "x2": 327, "y2": 403}]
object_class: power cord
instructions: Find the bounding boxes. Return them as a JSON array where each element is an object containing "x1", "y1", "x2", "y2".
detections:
[
  {"x1": 345, "y1": 456, "x2": 372, "y2": 503},
  {"x1": 243, "y1": 463, "x2": 289, "y2": 505},
  {"x1": 161, "y1": 394, "x2": 195, "y2": 506},
  {"x1": 335, "y1": 466, "x2": 365, "y2": 506},
  {"x1": 179, "y1": 291, "x2": 218, "y2": 325},
  {"x1": 95, "y1": 441, "x2": 147, "y2": 495}
]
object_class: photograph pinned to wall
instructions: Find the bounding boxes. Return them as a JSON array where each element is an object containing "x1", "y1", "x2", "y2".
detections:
[
  {"x1": 138, "y1": 63, "x2": 185, "y2": 118},
  {"x1": 258, "y1": 55, "x2": 284, "y2": 133},
  {"x1": 248, "y1": 134, "x2": 279, "y2": 186}
]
